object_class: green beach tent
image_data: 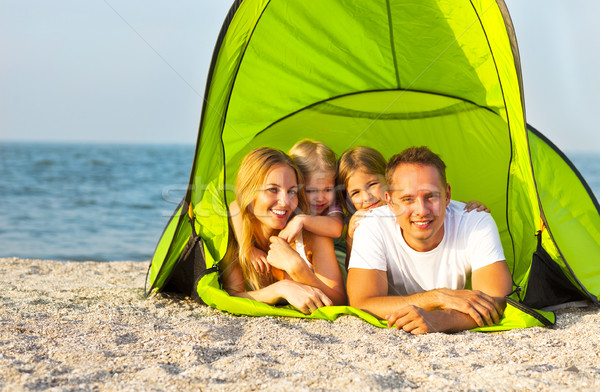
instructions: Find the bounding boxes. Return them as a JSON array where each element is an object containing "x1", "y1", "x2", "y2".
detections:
[{"x1": 145, "y1": 0, "x2": 600, "y2": 329}]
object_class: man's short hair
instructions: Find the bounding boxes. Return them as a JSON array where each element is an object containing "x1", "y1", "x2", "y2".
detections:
[{"x1": 385, "y1": 146, "x2": 447, "y2": 187}]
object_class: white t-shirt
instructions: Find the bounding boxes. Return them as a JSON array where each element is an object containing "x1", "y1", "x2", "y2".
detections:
[{"x1": 348, "y1": 201, "x2": 505, "y2": 296}]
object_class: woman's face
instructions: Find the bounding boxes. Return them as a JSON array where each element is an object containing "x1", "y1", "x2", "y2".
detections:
[
  {"x1": 346, "y1": 170, "x2": 386, "y2": 211},
  {"x1": 251, "y1": 164, "x2": 299, "y2": 231}
]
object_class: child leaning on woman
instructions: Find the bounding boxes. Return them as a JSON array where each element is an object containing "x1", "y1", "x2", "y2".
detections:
[{"x1": 229, "y1": 140, "x2": 344, "y2": 275}]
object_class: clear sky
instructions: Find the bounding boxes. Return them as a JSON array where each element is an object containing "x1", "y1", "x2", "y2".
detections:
[{"x1": 1, "y1": 1, "x2": 598, "y2": 152}]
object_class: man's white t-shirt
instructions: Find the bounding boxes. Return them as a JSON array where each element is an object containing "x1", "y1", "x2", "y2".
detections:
[{"x1": 348, "y1": 201, "x2": 505, "y2": 296}]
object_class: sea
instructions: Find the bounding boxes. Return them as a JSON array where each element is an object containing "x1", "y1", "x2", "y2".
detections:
[{"x1": 1, "y1": 142, "x2": 599, "y2": 262}]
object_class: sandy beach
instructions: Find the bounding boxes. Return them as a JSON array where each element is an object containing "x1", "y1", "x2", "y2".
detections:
[{"x1": 1, "y1": 257, "x2": 599, "y2": 391}]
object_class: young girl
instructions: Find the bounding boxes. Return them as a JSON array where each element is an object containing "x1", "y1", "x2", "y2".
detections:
[
  {"x1": 278, "y1": 139, "x2": 345, "y2": 242},
  {"x1": 337, "y1": 146, "x2": 489, "y2": 265},
  {"x1": 337, "y1": 146, "x2": 387, "y2": 264},
  {"x1": 230, "y1": 140, "x2": 344, "y2": 275},
  {"x1": 222, "y1": 147, "x2": 345, "y2": 312}
]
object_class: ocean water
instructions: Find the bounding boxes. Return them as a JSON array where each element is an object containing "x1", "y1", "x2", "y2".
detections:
[
  {"x1": 0, "y1": 142, "x2": 193, "y2": 261},
  {"x1": 0, "y1": 142, "x2": 599, "y2": 262}
]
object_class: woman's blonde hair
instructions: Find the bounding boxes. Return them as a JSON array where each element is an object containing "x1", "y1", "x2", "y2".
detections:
[
  {"x1": 337, "y1": 146, "x2": 387, "y2": 213},
  {"x1": 228, "y1": 147, "x2": 308, "y2": 291},
  {"x1": 289, "y1": 139, "x2": 337, "y2": 178}
]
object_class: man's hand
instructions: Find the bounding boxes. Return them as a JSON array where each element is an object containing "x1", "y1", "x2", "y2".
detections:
[
  {"x1": 434, "y1": 288, "x2": 506, "y2": 327},
  {"x1": 386, "y1": 306, "x2": 493, "y2": 335},
  {"x1": 386, "y1": 306, "x2": 447, "y2": 334}
]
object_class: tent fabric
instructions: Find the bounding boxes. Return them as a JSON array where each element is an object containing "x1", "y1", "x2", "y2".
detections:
[
  {"x1": 146, "y1": 0, "x2": 600, "y2": 330},
  {"x1": 527, "y1": 125, "x2": 600, "y2": 303},
  {"x1": 522, "y1": 231, "x2": 589, "y2": 308}
]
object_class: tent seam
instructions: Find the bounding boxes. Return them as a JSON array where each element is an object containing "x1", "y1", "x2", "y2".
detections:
[
  {"x1": 385, "y1": 0, "x2": 401, "y2": 88},
  {"x1": 468, "y1": 0, "x2": 518, "y2": 284},
  {"x1": 250, "y1": 88, "x2": 500, "y2": 141}
]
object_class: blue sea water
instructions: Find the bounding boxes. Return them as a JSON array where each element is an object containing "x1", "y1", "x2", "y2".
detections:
[
  {"x1": 0, "y1": 142, "x2": 599, "y2": 262},
  {"x1": 0, "y1": 142, "x2": 193, "y2": 261}
]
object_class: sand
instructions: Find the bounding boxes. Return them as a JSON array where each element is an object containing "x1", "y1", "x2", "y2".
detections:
[{"x1": 1, "y1": 257, "x2": 599, "y2": 391}]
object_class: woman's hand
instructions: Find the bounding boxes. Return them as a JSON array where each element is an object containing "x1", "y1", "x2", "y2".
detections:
[
  {"x1": 249, "y1": 246, "x2": 270, "y2": 274},
  {"x1": 278, "y1": 215, "x2": 306, "y2": 243},
  {"x1": 274, "y1": 280, "x2": 333, "y2": 314},
  {"x1": 463, "y1": 200, "x2": 490, "y2": 213},
  {"x1": 348, "y1": 209, "x2": 371, "y2": 239},
  {"x1": 267, "y1": 236, "x2": 305, "y2": 273}
]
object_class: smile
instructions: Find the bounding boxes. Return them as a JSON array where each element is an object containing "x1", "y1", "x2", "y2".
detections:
[
  {"x1": 271, "y1": 208, "x2": 287, "y2": 217},
  {"x1": 412, "y1": 220, "x2": 432, "y2": 228},
  {"x1": 367, "y1": 201, "x2": 382, "y2": 209}
]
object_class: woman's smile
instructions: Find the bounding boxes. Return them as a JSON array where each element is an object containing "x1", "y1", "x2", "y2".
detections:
[{"x1": 252, "y1": 164, "x2": 299, "y2": 232}]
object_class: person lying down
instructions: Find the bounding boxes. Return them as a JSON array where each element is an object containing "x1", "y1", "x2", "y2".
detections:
[{"x1": 221, "y1": 147, "x2": 346, "y2": 314}]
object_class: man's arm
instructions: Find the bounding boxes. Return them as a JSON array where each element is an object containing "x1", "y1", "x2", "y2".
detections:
[
  {"x1": 347, "y1": 267, "x2": 506, "y2": 329},
  {"x1": 382, "y1": 261, "x2": 513, "y2": 334},
  {"x1": 471, "y1": 260, "x2": 513, "y2": 297},
  {"x1": 347, "y1": 268, "x2": 440, "y2": 316},
  {"x1": 385, "y1": 307, "x2": 485, "y2": 334}
]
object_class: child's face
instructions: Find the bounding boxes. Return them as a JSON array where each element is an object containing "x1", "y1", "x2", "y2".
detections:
[
  {"x1": 305, "y1": 170, "x2": 336, "y2": 215},
  {"x1": 347, "y1": 170, "x2": 386, "y2": 211}
]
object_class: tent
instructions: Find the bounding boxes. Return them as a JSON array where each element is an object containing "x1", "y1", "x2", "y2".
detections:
[{"x1": 145, "y1": 0, "x2": 600, "y2": 330}]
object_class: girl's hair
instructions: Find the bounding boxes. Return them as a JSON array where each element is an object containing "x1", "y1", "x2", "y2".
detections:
[
  {"x1": 228, "y1": 147, "x2": 308, "y2": 291},
  {"x1": 337, "y1": 146, "x2": 387, "y2": 212},
  {"x1": 289, "y1": 139, "x2": 337, "y2": 178}
]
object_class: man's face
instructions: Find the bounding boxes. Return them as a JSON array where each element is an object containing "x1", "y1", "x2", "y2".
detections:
[{"x1": 385, "y1": 163, "x2": 450, "y2": 252}]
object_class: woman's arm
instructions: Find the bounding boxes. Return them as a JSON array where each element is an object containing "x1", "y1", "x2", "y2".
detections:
[
  {"x1": 266, "y1": 234, "x2": 346, "y2": 306},
  {"x1": 307, "y1": 232, "x2": 347, "y2": 305},
  {"x1": 229, "y1": 201, "x2": 243, "y2": 242},
  {"x1": 220, "y1": 258, "x2": 333, "y2": 314}
]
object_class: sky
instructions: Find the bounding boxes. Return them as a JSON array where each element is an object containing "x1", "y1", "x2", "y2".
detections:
[{"x1": 1, "y1": 1, "x2": 599, "y2": 152}]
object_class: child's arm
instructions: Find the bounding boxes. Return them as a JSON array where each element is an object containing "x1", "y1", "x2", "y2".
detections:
[
  {"x1": 229, "y1": 201, "x2": 270, "y2": 274},
  {"x1": 462, "y1": 200, "x2": 490, "y2": 213},
  {"x1": 278, "y1": 213, "x2": 344, "y2": 242},
  {"x1": 344, "y1": 209, "x2": 370, "y2": 269}
]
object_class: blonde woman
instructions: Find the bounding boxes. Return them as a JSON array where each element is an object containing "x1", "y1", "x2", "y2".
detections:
[{"x1": 222, "y1": 147, "x2": 346, "y2": 314}]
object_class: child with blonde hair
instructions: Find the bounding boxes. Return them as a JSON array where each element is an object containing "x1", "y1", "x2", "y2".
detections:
[{"x1": 278, "y1": 139, "x2": 344, "y2": 241}]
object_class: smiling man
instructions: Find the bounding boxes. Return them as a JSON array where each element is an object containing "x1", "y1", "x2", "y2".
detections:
[{"x1": 346, "y1": 146, "x2": 513, "y2": 334}]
